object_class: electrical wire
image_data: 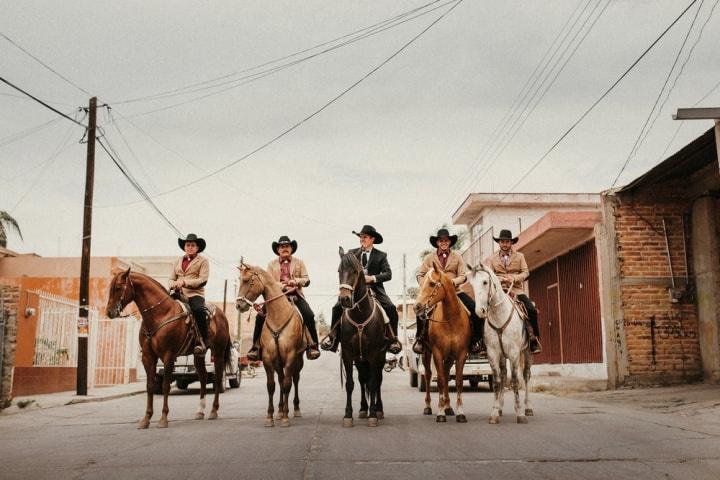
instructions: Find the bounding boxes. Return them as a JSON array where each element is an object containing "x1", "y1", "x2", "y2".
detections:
[{"x1": 0, "y1": 75, "x2": 87, "y2": 128}]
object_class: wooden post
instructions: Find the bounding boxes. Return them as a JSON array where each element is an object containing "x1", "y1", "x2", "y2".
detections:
[{"x1": 77, "y1": 97, "x2": 96, "y2": 396}]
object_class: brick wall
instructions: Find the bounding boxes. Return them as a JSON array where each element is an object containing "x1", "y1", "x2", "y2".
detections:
[
  {"x1": 614, "y1": 180, "x2": 702, "y2": 383},
  {"x1": 1, "y1": 284, "x2": 19, "y2": 407}
]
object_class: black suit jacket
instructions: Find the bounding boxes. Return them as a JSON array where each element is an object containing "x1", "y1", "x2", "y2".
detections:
[{"x1": 349, "y1": 247, "x2": 391, "y2": 296}]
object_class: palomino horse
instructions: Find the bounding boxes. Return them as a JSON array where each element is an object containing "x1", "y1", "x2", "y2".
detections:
[
  {"x1": 236, "y1": 263, "x2": 305, "y2": 427},
  {"x1": 337, "y1": 247, "x2": 386, "y2": 427},
  {"x1": 468, "y1": 264, "x2": 532, "y2": 424},
  {"x1": 415, "y1": 260, "x2": 471, "y2": 423},
  {"x1": 106, "y1": 269, "x2": 231, "y2": 428}
]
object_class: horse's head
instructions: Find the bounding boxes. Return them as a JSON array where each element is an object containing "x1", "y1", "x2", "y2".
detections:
[
  {"x1": 106, "y1": 268, "x2": 134, "y2": 318},
  {"x1": 467, "y1": 263, "x2": 493, "y2": 317},
  {"x1": 236, "y1": 262, "x2": 263, "y2": 313},
  {"x1": 337, "y1": 246, "x2": 363, "y2": 309},
  {"x1": 415, "y1": 259, "x2": 450, "y2": 314}
]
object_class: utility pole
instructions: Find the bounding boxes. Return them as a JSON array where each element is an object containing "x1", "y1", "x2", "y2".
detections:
[
  {"x1": 402, "y1": 253, "x2": 407, "y2": 345},
  {"x1": 223, "y1": 279, "x2": 228, "y2": 314},
  {"x1": 77, "y1": 97, "x2": 97, "y2": 396}
]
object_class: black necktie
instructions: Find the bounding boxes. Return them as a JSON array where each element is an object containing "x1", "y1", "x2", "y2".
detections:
[{"x1": 361, "y1": 251, "x2": 369, "y2": 268}]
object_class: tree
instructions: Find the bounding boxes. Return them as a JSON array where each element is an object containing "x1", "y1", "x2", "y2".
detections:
[{"x1": 0, "y1": 211, "x2": 22, "y2": 248}]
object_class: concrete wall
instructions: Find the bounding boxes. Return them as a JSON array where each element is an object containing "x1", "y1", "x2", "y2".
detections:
[{"x1": 1, "y1": 285, "x2": 19, "y2": 407}]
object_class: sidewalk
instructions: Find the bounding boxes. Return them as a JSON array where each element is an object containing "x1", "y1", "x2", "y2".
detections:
[
  {"x1": 531, "y1": 374, "x2": 608, "y2": 394},
  {"x1": 0, "y1": 381, "x2": 146, "y2": 416}
]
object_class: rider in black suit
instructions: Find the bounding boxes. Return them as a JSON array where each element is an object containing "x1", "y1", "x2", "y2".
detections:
[{"x1": 321, "y1": 225, "x2": 403, "y2": 354}]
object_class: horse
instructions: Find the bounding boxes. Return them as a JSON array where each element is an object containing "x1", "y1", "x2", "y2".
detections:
[
  {"x1": 337, "y1": 247, "x2": 387, "y2": 427},
  {"x1": 468, "y1": 263, "x2": 532, "y2": 424},
  {"x1": 106, "y1": 269, "x2": 231, "y2": 428},
  {"x1": 236, "y1": 263, "x2": 305, "y2": 427},
  {"x1": 414, "y1": 260, "x2": 472, "y2": 423}
]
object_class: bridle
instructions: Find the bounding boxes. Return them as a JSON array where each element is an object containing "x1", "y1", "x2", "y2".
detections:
[
  {"x1": 112, "y1": 271, "x2": 172, "y2": 319},
  {"x1": 237, "y1": 267, "x2": 295, "y2": 310},
  {"x1": 420, "y1": 271, "x2": 444, "y2": 322},
  {"x1": 338, "y1": 266, "x2": 370, "y2": 312},
  {"x1": 474, "y1": 264, "x2": 523, "y2": 356}
]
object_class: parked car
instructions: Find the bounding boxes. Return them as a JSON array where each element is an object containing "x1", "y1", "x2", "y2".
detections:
[{"x1": 155, "y1": 341, "x2": 241, "y2": 393}]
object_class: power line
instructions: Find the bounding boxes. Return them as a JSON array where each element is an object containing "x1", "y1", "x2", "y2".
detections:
[
  {"x1": 0, "y1": 117, "x2": 63, "y2": 149},
  {"x1": 0, "y1": 75, "x2": 87, "y2": 128},
  {"x1": 611, "y1": 0, "x2": 705, "y2": 187},
  {"x1": 101, "y1": 0, "x2": 463, "y2": 204},
  {"x1": 0, "y1": 31, "x2": 91, "y2": 96}
]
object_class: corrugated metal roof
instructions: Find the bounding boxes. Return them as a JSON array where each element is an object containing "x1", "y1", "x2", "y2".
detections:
[{"x1": 617, "y1": 127, "x2": 716, "y2": 193}]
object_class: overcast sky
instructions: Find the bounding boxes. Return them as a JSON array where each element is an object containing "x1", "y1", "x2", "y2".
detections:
[{"x1": 1, "y1": 0, "x2": 719, "y2": 315}]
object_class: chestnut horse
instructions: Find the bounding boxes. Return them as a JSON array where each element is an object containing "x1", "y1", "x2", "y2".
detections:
[
  {"x1": 106, "y1": 269, "x2": 231, "y2": 428},
  {"x1": 469, "y1": 263, "x2": 532, "y2": 424},
  {"x1": 415, "y1": 260, "x2": 471, "y2": 423},
  {"x1": 337, "y1": 247, "x2": 386, "y2": 427},
  {"x1": 236, "y1": 263, "x2": 305, "y2": 427}
]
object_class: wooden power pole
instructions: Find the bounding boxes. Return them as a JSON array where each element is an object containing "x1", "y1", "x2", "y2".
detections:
[{"x1": 77, "y1": 97, "x2": 97, "y2": 395}]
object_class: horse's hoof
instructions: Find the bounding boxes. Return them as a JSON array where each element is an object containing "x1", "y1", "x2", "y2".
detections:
[
  {"x1": 517, "y1": 416, "x2": 528, "y2": 424},
  {"x1": 195, "y1": 412, "x2": 205, "y2": 420},
  {"x1": 137, "y1": 420, "x2": 150, "y2": 430},
  {"x1": 294, "y1": 410, "x2": 302, "y2": 418},
  {"x1": 498, "y1": 409, "x2": 503, "y2": 416},
  {"x1": 456, "y1": 414, "x2": 467, "y2": 423},
  {"x1": 358, "y1": 410, "x2": 368, "y2": 419},
  {"x1": 436, "y1": 415, "x2": 446, "y2": 423},
  {"x1": 525, "y1": 408, "x2": 534, "y2": 416},
  {"x1": 368, "y1": 417, "x2": 378, "y2": 427},
  {"x1": 280, "y1": 418, "x2": 290, "y2": 427},
  {"x1": 445, "y1": 408, "x2": 455, "y2": 416},
  {"x1": 264, "y1": 418, "x2": 275, "y2": 428},
  {"x1": 158, "y1": 418, "x2": 168, "y2": 428},
  {"x1": 423, "y1": 407, "x2": 432, "y2": 416},
  {"x1": 343, "y1": 418, "x2": 353, "y2": 428},
  {"x1": 488, "y1": 416, "x2": 500, "y2": 424},
  {"x1": 208, "y1": 411, "x2": 218, "y2": 420},
  {"x1": 376, "y1": 411, "x2": 384, "y2": 420}
]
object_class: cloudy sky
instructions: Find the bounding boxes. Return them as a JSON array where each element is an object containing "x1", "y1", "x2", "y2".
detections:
[{"x1": 1, "y1": 0, "x2": 719, "y2": 315}]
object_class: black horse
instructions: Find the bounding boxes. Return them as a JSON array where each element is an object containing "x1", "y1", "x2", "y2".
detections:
[{"x1": 337, "y1": 247, "x2": 387, "y2": 427}]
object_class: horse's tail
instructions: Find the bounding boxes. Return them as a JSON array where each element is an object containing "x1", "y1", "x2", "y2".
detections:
[{"x1": 339, "y1": 353, "x2": 345, "y2": 390}]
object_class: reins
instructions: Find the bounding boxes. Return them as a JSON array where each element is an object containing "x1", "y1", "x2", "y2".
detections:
[
  {"x1": 339, "y1": 262, "x2": 379, "y2": 361},
  {"x1": 483, "y1": 272, "x2": 526, "y2": 357}
]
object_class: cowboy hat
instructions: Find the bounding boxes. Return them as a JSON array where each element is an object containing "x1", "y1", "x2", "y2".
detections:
[
  {"x1": 272, "y1": 235, "x2": 298, "y2": 255},
  {"x1": 492, "y1": 229, "x2": 518, "y2": 244},
  {"x1": 429, "y1": 228, "x2": 458, "y2": 249},
  {"x1": 352, "y1": 225, "x2": 383, "y2": 244},
  {"x1": 178, "y1": 233, "x2": 206, "y2": 252}
]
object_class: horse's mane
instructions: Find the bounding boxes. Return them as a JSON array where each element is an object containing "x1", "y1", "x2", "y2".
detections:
[
  {"x1": 340, "y1": 251, "x2": 362, "y2": 272},
  {"x1": 128, "y1": 270, "x2": 171, "y2": 295}
]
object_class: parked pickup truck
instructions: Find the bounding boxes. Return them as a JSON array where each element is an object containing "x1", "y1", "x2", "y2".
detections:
[{"x1": 155, "y1": 341, "x2": 241, "y2": 393}]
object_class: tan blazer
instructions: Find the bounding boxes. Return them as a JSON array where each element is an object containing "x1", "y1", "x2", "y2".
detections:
[
  {"x1": 486, "y1": 249, "x2": 529, "y2": 295},
  {"x1": 266, "y1": 257, "x2": 310, "y2": 298},
  {"x1": 417, "y1": 250, "x2": 467, "y2": 290},
  {"x1": 169, "y1": 255, "x2": 209, "y2": 298}
]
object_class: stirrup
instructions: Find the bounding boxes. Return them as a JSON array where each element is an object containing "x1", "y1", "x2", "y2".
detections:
[
  {"x1": 529, "y1": 337, "x2": 542, "y2": 354},
  {"x1": 412, "y1": 338, "x2": 425, "y2": 355},
  {"x1": 388, "y1": 338, "x2": 402, "y2": 355},
  {"x1": 193, "y1": 344, "x2": 206, "y2": 356},
  {"x1": 306, "y1": 344, "x2": 321, "y2": 360},
  {"x1": 470, "y1": 340, "x2": 482, "y2": 355},
  {"x1": 320, "y1": 336, "x2": 338, "y2": 352},
  {"x1": 247, "y1": 345, "x2": 260, "y2": 361}
]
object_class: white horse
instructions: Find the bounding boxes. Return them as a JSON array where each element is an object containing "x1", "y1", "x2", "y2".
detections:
[{"x1": 468, "y1": 263, "x2": 532, "y2": 424}]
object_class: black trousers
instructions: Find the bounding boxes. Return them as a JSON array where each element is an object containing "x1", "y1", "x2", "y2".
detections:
[
  {"x1": 457, "y1": 291, "x2": 485, "y2": 341},
  {"x1": 330, "y1": 288, "x2": 399, "y2": 338},
  {"x1": 517, "y1": 294, "x2": 540, "y2": 338},
  {"x1": 253, "y1": 295, "x2": 319, "y2": 344},
  {"x1": 188, "y1": 295, "x2": 207, "y2": 341}
]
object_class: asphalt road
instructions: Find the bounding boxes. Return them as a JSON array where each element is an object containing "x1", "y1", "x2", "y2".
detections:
[{"x1": 1, "y1": 354, "x2": 719, "y2": 480}]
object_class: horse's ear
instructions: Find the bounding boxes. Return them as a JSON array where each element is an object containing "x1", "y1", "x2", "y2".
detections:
[{"x1": 339, "y1": 246, "x2": 345, "y2": 257}]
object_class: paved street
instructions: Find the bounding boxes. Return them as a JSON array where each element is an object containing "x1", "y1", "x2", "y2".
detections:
[{"x1": 1, "y1": 355, "x2": 719, "y2": 480}]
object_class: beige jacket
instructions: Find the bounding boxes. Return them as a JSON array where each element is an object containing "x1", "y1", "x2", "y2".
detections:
[
  {"x1": 486, "y1": 249, "x2": 529, "y2": 295},
  {"x1": 417, "y1": 250, "x2": 467, "y2": 290},
  {"x1": 169, "y1": 255, "x2": 209, "y2": 298},
  {"x1": 266, "y1": 257, "x2": 310, "y2": 298}
]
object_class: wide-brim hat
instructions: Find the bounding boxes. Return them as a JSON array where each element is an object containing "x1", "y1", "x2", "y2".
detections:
[
  {"x1": 272, "y1": 235, "x2": 298, "y2": 255},
  {"x1": 493, "y1": 229, "x2": 518, "y2": 244},
  {"x1": 430, "y1": 228, "x2": 458, "y2": 249},
  {"x1": 178, "y1": 233, "x2": 206, "y2": 252},
  {"x1": 352, "y1": 224, "x2": 383, "y2": 244}
]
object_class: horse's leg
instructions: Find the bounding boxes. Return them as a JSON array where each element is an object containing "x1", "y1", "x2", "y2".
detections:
[
  {"x1": 443, "y1": 359, "x2": 455, "y2": 417},
  {"x1": 193, "y1": 353, "x2": 208, "y2": 420},
  {"x1": 523, "y1": 349, "x2": 534, "y2": 416},
  {"x1": 376, "y1": 369, "x2": 384, "y2": 420},
  {"x1": 279, "y1": 361, "x2": 295, "y2": 427},
  {"x1": 158, "y1": 355, "x2": 174, "y2": 428},
  {"x1": 499, "y1": 357, "x2": 507, "y2": 417},
  {"x1": 455, "y1": 352, "x2": 468, "y2": 423},
  {"x1": 422, "y1": 350, "x2": 432, "y2": 415},
  {"x1": 487, "y1": 350, "x2": 503, "y2": 424},
  {"x1": 432, "y1": 350, "x2": 447, "y2": 423},
  {"x1": 511, "y1": 355, "x2": 526, "y2": 423},
  {"x1": 208, "y1": 343, "x2": 225, "y2": 420},
  {"x1": 367, "y1": 364, "x2": 380, "y2": 427},
  {"x1": 343, "y1": 357, "x2": 355, "y2": 427},
  {"x1": 138, "y1": 349, "x2": 156, "y2": 429},
  {"x1": 358, "y1": 362, "x2": 369, "y2": 419},
  {"x1": 264, "y1": 362, "x2": 276, "y2": 427},
  {"x1": 292, "y1": 369, "x2": 302, "y2": 418}
]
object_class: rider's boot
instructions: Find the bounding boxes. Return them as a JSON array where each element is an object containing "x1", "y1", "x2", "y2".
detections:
[
  {"x1": 526, "y1": 322, "x2": 542, "y2": 354},
  {"x1": 469, "y1": 315, "x2": 485, "y2": 355},
  {"x1": 320, "y1": 316, "x2": 341, "y2": 352},
  {"x1": 246, "y1": 342, "x2": 261, "y2": 361},
  {"x1": 412, "y1": 316, "x2": 426, "y2": 355},
  {"x1": 246, "y1": 315, "x2": 264, "y2": 361},
  {"x1": 385, "y1": 323, "x2": 402, "y2": 355},
  {"x1": 193, "y1": 313, "x2": 208, "y2": 356},
  {"x1": 305, "y1": 325, "x2": 321, "y2": 360}
]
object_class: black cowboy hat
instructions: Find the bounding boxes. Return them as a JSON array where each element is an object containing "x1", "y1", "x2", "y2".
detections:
[
  {"x1": 352, "y1": 224, "x2": 383, "y2": 244},
  {"x1": 429, "y1": 228, "x2": 458, "y2": 249},
  {"x1": 178, "y1": 233, "x2": 206, "y2": 252},
  {"x1": 493, "y1": 229, "x2": 518, "y2": 244},
  {"x1": 272, "y1": 235, "x2": 298, "y2": 255}
]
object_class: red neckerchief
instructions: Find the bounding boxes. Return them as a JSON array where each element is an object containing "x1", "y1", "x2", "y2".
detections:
[
  {"x1": 437, "y1": 249, "x2": 450, "y2": 269},
  {"x1": 181, "y1": 254, "x2": 196, "y2": 272},
  {"x1": 279, "y1": 257, "x2": 292, "y2": 283}
]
